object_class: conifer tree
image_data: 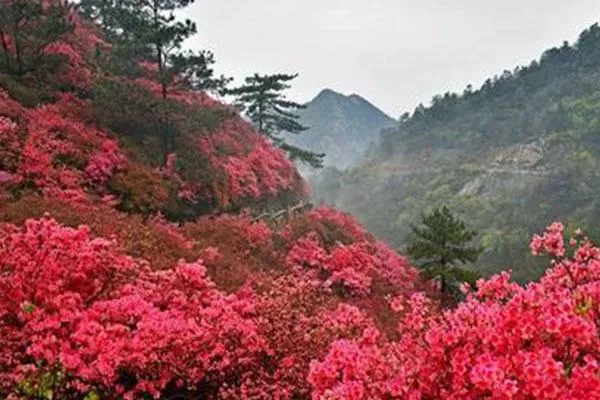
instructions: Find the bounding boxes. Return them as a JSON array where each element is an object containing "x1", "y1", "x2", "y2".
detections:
[
  {"x1": 228, "y1": 73, "x2": 325, "y2": 168},
  {"x1": 407, "y1": 206, "x2": 483, "y2": 298},
  {"x1": 0, "y1": 0, "x2": 73, "y2": 77},
  {"x1": 80, "y1": 0, "x2": 230, "y2": 96},
  {"x1": 81, "y1": 0, "x2": 230, "y2": 154}
]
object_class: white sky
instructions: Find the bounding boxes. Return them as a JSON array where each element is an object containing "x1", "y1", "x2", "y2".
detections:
[{"x1": 184, "y1": 0, "x2": 600, "y2": 117}]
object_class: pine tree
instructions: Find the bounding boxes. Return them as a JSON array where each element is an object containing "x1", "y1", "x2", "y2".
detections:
[
  {"x1": 81, "y1": 0, "x2": 230, "y2": 155},
  {"x1": 228, "y1": 73, "x2": 324, "y2": 168},
  {"x1": 0, "y1": 0, "x2": 73, "y2": 77},
  {"x1": 168, "y1": 49, "x2": 232, "y2": 95},
  {"x1": 407, "y1": 206, "x2": 483, "y2": 298},
  {"x1": 80, "y1": 0, "x2": 230, "y2": 96}
]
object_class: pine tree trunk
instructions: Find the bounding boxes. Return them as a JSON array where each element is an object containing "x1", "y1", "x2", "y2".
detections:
[
  {"x1": 11, "y1": 0, "x2": 23, "y2": 76},
  {"x1": 440, "y1": 274, "x2": 446, "y2": 296},
  {"x1": 0, "y1": 30, "x2": 11, "y2": 71},
  {"x1": 153, "y1": 0, "x2": 167, "y2": 99},
  {"x1": 258, "y1": 95, "x2": 263, "y2": 134}
]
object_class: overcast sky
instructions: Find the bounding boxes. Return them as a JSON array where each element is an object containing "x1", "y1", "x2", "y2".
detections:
[{"x1": 184, "y1": 0, "x2": 599, "y2": 117}]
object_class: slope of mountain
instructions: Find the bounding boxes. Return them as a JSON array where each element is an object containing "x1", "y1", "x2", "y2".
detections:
[
  {"x1": 6, "y1": 1, "x2": 600, "y2": 398},
  {"x1": 314, "y1": 23, "x2": 600, "y2": 282},
  {"x1": 0, "y1": 3, "x2": 424, "y2": 397},
  {"x1": 288, "y1": 89, "x2": 396, "y2": 171}
]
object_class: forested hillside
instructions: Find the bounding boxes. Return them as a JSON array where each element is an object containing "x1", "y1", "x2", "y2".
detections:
[{"x1": 315, "y1": 23, "x2": 600, "y2": 282}]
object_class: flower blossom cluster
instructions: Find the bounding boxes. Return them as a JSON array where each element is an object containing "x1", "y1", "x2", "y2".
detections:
[
  {"x1": 0, "y1": 218, "x2": 269, "y2": 399},
  {"x1": 309, "y1": 222, "x2": 600, "y2": 399},
  {"x1": 530, "y1": 221, "x2": 566, "y2": 257},
  {"x1": 285, "y1": 208, "x2": 417, "y2": 296},
  {"x1": 43, "y1": 39, "x2": 93, "y2": 89},
  {"x1": 198, "y1": 118, "x2": 305, "y2": 207},
  {"x1": 0, "y1": 91, "x2": 125, "y2": 201}
]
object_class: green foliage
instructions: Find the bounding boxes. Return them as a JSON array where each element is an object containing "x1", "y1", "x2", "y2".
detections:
[
  {"x1": 168, "y1": 49, "x2": 232, "y2": 95},
  {"x1": 92, "y1": 77, "x2": 177, "y2": 155},
  {"x1": 313, "y1": 22, "x2": 600, "y2": 283},
  {"x1": 18, "y1": 369, "x2": 66, "y2": 400},
  {"x1": 91, "y1": 78, "x2": 228, "y2": 220},
  {"x1": 81, "y1": 0, "x2": 229, "y2": 96},
  {"x1": 0, "y1": 72, "x2": 52, "y2": 107},
  {"x1": 228, "y1": 73, "x2": 325, "y2": 168},
  {"x1": 83, "y1": 391, "x2": 101, "y2": 400},
  {"x1": 91, "y1": 77, "x2": 226, "y2": 162},
  {"x1": 0, "y1": 0, "x2": 74, "y2": 78},
  {"x1": 407, "y1": 206, "x2": 482, "y2": 266},
  {"x1": 407, "y1": 206, "x2": 482, "y2": 297}
]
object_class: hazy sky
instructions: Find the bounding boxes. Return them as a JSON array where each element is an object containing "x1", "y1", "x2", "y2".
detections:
[{"x1": 184, "y1": 0, "x2": 599, "y2": 117}]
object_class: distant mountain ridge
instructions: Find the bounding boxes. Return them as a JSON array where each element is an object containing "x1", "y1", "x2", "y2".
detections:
[
  {"x1": 312, "y1": 23, "x2": 600, "y2": 282},
  {"x1": 287, "y1": 89, "x2": 396, "y2": 171}
]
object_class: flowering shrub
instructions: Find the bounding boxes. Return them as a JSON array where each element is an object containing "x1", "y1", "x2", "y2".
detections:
[
  {"x1": 0, "y1": 93, "x2": 125, "y2": 200},
  {"x1": 0, "y1": 194, "x2": 193, "y2": 270},
  {"x1": 0, "y1": 217, "x2": 271, "y2": 399},
  {"x1": 530, "y1": 222, "x2": 566, "y2": 258},
  {"x1": 181, "y1": 213, "x2": 278, "y2": 291},
  {"x1": 285, "y1": 208, "x2": 417, "y2": 296},
  {"x1": 308, "y1": 206, "x2": 371, "y2": 242},
  {"x1": 198, "y1": 118, "x2": 305, "y2": 207},
  {"x1": 0, "y1": 192, "x2": 429, "y2": 398},
  {"x1": 248, "y1": 275, "x2": 377, "y2": 398},
  {"x1": 43, "y1": 40, "x2": 92, "y2": 89},
  {"x1": 309, "y1": 223, "x2": 600, "y2": 399}
]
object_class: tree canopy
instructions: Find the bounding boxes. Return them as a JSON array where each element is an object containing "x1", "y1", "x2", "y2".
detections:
[
  {"x1": 228, "y1": 73, "x2": 325, "y2": 168},
  {"x1": 407, "y1": 206, "x2": 482, "y2": 297}
]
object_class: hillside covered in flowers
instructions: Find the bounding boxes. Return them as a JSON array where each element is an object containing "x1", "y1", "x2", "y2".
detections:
[{"x1": 1, "y1": 1, "x2": 600, "y2": 399}]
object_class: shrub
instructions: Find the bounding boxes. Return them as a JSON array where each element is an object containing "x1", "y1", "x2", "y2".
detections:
[{"x1": 309, "y1": 223, "x2": 600, "y2": 399}]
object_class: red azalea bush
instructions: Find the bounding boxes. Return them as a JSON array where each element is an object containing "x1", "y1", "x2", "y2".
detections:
[
  {"x1": 0, "y1": 200, "x2": 425, "y2": 399},
  {"x1": 0, "y1": 215, "x2": 421, "y2": 399},
  {"x1": 0, "y1": 194, "x2": 193, "y2": 271},
  {"x1": 285, "y1": 207, "x2": 418, "y2": 297},
  {"x1": 43, "y1": 40, "x2": 93, "y2": 89},
  {"x1": 0, "y1": 90, "x2": 125, "y2": 201},
  {"x1": 180, "y1": 212, "x2": 279, "y2": 291},
  {"x1": 198, "y1": 118, "x2": 306, "y2": 207},
  {"x1": 309, "y1": 223, "x2": 600, "y2": 399},
  {"x1": 0, "y1": 217, "x2": 270, "y2": 399},
  {"x1": 249, "y1": 277, "x2": 378, "y2": 398}
]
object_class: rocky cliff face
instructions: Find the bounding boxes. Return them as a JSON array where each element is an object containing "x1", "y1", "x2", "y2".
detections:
[{"x1": 458, "y1": 142, "x2": 548, "y2": 197}]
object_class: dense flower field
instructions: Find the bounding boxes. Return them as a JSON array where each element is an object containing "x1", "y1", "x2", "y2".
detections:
[
  {"x1": 0, "y1": 207, "x2": 419, "y2": 398},
  {"x1": 2, "y1": 2, "x2": 600, "y2": 398},
  {"x1": 309, "y1": 223, "x2": 600, "y2": 399}
]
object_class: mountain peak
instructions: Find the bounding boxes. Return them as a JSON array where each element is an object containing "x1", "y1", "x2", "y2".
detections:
[
  {"x1": 287, "y1": 89, "x2": 396, "y2": 171},
  {"x1": 313, "y1": 88, "x2": 345, "y2": 101}
]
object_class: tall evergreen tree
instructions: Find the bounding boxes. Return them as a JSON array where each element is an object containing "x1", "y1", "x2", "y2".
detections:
[
  {"x1": 80, "y1": 0, "x2": 230, "y2": 154},
  {"x1": 168, "y1": 49, "x2": 231, "y2": 95},
  {"x1": 407, "y1": 206, "x2": 483, "y2": 298},
  {"x1": 228, "y1": 73, "x2": 324, "y2": 168},
  {"x1": 0, "y1": 0, "x2": 73, "y2": 77},
  {"x1": 79, "y1": 0, "x2": 229, "y2": 96}
]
